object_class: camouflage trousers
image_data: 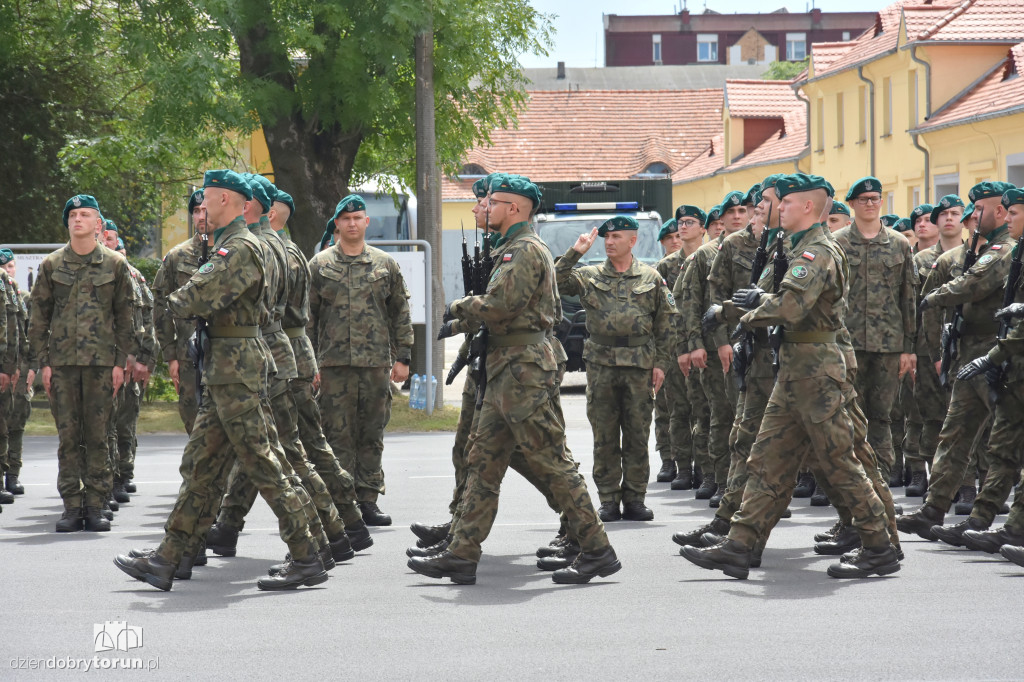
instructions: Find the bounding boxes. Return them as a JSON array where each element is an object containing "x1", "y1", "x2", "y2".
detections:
[
  {"x1": 696, "y1": 347, "x2": 736, "y2": 483},
  {"x1": 291, "y1": 376, "x2": 362, "y2": 527},
  {"x1": 2, "y1": 375, "x2": 31, "y2": 475},
  {"x1": 114, "y1": 380, "x2": 142, "y2": 481},
  {"x1": 970, "y1": 368, "x2": 1024, "y2": 525},
  {"x1": 852, "y1": 350, "x2": 900, "y2": 480},
  {"x1": 319, "y1": 366, "x2": 391, "y2": 503},
  {"x1": 906, "y1": 354, "x2": 948, "y2": 472},
  {"x1": 176, "y1": 359, "x2": 199, "y2": 435},
  {"x1": 656, "y1": 361, "x2": 708, "y2": 473},
  {"x1": 447, "y1": 360, "x2": 608, "y2": 563},
  {"x1": 1003, "y1": 471, "x2": 1024, "y2": 535},
  {"x1": 217, "y1": 378, "x2": 345, "y2": 541},
  {"x1": 727, "y1": 374, "x2": 890, "y2": 550},
  {"x1": 686, "y1": 373, "x2": 712, "y2": 473},
  {"x1": 157, "y1": 382, "x2": 317, "y2": 565},
  {"x1": 49, "y1": 366, "x2": 115, "y2": 509},
  {"x1": 586, "y1": 363, "x2": 654, "y2": 504},
  {"x1": 890, "y1": 371, "x2": 919, "y2": 477}
]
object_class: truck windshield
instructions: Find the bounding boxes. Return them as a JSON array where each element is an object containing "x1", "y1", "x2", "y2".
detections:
[{"x1": 538, "y1": 218, "x2": 663, "y2": 264}]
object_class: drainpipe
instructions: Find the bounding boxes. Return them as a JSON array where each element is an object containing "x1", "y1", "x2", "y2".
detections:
[
  {"x1": 911, "y1": 133, "x2": 930, "y2": 203},
  {"x1": 909, "y1": 45, "x2": 932, "y2": 201},
  {"x1": 794, "y1": 87, "x2": 811, "y2": 157},
  {"x1": 857, "y1": 65, "x2": 875, "y2": 177}
]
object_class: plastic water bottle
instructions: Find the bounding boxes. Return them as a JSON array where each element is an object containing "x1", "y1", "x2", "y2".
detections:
[
  {"x1": 428, "y1": 375, "x2": 437, "y2": 410},
  {"x1": 410, "y1": 374, "x2": 422, "y2": 409}
]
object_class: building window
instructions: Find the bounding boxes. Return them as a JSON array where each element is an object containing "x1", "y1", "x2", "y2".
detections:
[
  {"x1": 634, "y1": 162, "x2": 672, "y2": 178},
  {"x1": 882, "y1": 76, "x2": 893, "y2": 136},
  {"x1": 858, "y1": 85, "x2": 868, "y2": 142},
  {"x1": 908, "y1": 70, "x2": 919, "y2": 127},
  {"x1": 816, "y1": 98, "x2": 825, "y2": 151},
  {"x1": 911, "y1": 187, "x2": 920, "y2": 210},
  {"x1": 934, "y1": 172, "x2": 959, "y2": 200},
  {"x1": 459, "y1": 163, "x2": 487, "y2": 177},
  {"x1": 786, "y1": 33, "x2": 807, "y2": 61},
  {"x1": 886, "y1": 191, "x2": 895, "y2": 214},
  {"x1": 836, "y1": 92, "x2": 844, "y2": 147},
  {"x1": 842, "y1": 31, "x2": 851, "y2": 41},
  {"x1": 697, "y1": 34, "x2": 718, "y2": 62},
  {"x1": 652, "y1": 34, "x2": 662, "y2": 64}
]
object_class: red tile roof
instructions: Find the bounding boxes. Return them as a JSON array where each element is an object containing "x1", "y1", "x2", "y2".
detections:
[
  {"x1": 442, "y1": 89, "x2": 723, "y2": 201},
  {"x1": 808, "y1": 1, "x2": 917, "y2": 79},
  {"x1": 725, "y1": 79, "x2": 803, "y2": 118},
  {"x1": 810, "y1": 42, "x2": 854, "y2": 75},
  {"x1": 673, "y1": 134, "x2": 726, "y2": 183},
  {"x1": 915, "y1": 43, "x2": 1024, "y2": 131},
  {"x1": 912, "y1": 0, "x2": 1024, "y2": 42}
]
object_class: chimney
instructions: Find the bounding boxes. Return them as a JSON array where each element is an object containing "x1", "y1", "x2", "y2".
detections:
[
  {"x1": 680, "y1": 9, "x2": 690, "y2": 27},
  {"x1": 810, "y1": 7, "x2": 822, "y2": 29},
  {"x1": 557, "y1": 61, "x2": 566, "y2": 79}
]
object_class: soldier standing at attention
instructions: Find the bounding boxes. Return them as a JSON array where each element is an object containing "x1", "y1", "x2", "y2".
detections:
[
  {"x1": 1, "y1": 251, "x2": 30, "y2": 497},
  {"x1": 556, "y1": 216, "x2": 675, "y2": 522},
  {"x1": 113, "y1": 169, "x2": 325, "y2": 591},
  {"x1": 654, "y1": 217, "x2": 684, "y2": 483},
  {"x1": 834, "y1": 177, "x2": 918, "y2": 482},
  {"x1": 0, "y1": 248, "x2": 20, "y2": 507},
  {"x1": 826, "y1": 201, "x2": 852, "y2": 232},
  {"x1": 29, "y1": 194, "x2": 134, "y2": 532},
  {"x1": 407, "y1": 174, "x2": 619, "y2": 585},
  {"x1": 307, "y1": 194, "x2": 413, "y2": 526}
]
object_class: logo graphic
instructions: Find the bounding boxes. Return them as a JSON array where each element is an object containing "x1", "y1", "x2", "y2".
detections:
[
  {"x1": 94, "y1": 621, "x2": 143, "y2": 653},
  {"x1": 72, "y1": 196, "x2": 82, "y2": 207}
]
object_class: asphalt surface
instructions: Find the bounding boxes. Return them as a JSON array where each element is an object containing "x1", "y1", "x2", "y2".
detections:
[{"x1": 1, "y1": 389, "x2": 1021, "y2": 681}]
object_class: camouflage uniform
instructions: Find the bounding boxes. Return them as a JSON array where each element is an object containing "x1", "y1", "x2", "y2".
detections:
[
  {"x1": 3, "y1": 286, "x2": 30, "y2": 479},
  {"x1": 308, "y1": 243, "x2": 414, "y2": 503},
  {"x1": 29, "y1": 243, "x2": 134, "y2": 511},
  {"x1": 152, "y1": 234, "x2": 202, "y2": 434},
  {"x1": 0, "y1": 270, "x2": 19, "y2": 475},
  {"x1": 444, "y1": 222, "x2": 610, "y2": 563},
  {"x1": 834, "y1": 224, "x2": 918, "y2": 479},
  {"x1": 154, "y1": 216, "x2": 317, "y2": 565},
  {"x1": 918, "y1": 226, "x2": 1013, "y2": 514},
  {"x1": 555, "y1": 247, "x2": 675, "y2": 505},
  {"x1": 726, "y1": 224, "x2": 890, "y2": 550}
]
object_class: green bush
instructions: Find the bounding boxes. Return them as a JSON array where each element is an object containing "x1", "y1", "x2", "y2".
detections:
[{"x1": 145, "y1": 359, "x2": 179, "y2": 403}]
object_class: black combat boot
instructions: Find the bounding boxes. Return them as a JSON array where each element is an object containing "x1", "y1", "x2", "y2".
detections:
[
  {"x1": 112, "y1": 480, "x2": 130, "y2": 504},
  {"x1": 656, "y1": 460, "x2": 677, "y2": 483},
  {"x1": 206, "y1": 523, "x2": 240, "y2": 556},
  {"x1": 695, "y1": 472, "x2": 717, "y2": 500},
  {"x1": 537, "y1": 534, "x2": 572, "y2": 558},
  {"x1": 888, "y1": 468, "x2": 904, "y2": 488},
  {"x1": 551, "y1": 546, "x2": 621, "y2": 584},
  {"x1": 407, "y1": 550, "x2": 477, "y2": 584},
  {"x1": 932, "y1": 517, "x2": 988, "y2": 547},
  {"x1": 598, "y1": 501, "x2": 621, "y2": 522},
  {"x1": 193, "y1": 542, "x2": 208, "y2": 566},
  {"x1": 896, "y1": 503, "x2": 945, "y2": 541},
  {"x1": 672, "y1": 516, "x2": 730, "y2": 547},
  {"x1": 5, "y1": 472, "x2": 24, "y2": 495},
  {"x1": 257, "y1": 557, "x2": 329, "y2": 590},
  {"x1": 0, "y1": 488, "x2": 15, "y2": 504},
  {"x1": 329, "y1": 534, "x2": 355, "y2": 563},
  {"x1": 1000, "y1": 544, "x2": 1024, "y2": 568},
  {"x1": 963, "y1": 525, "x2": 1024, "y2": 554},
  {"x1": 679, "y1": 539, "x2": 751, "y2": 580},
  {"x1": 114, "y1": 554, "x2": 175, "y2": 591},
  {"x1": 56, "y1": 506, "x2": 84, "y2": 532},
  {"x1": 359, "y1": 500, "x2": 392, "y2": 526},
  {"x1": 128, "y1": 547, "x2": 157, "y2": 558},
  {"x1": 814, "y1": 519, "x2": 843, "y2": 542},
  {"x1": 954, "y1": 484, "x2": 977, "y2": 516},
  {"x1": 123, "y1": 478, "x2": 137, "y2": 493},
  {"x1": 406, "y1": 535, "x2": 452, "y2": 558},
  {"x1": 267, "y1": 547, "x2": 333, "y2": 576},
  {"x1": 814, "y1": 524, "x2": 861, "y2": 555},
  {"x1": 622, "y1": 501, "x2": 654, "y2": 521},
  {"x1": 105, "y1": 498, "x2": 118, "y2": 513},
  {"x1": 536, "y1": 541, "x2": 580, "y2": 571},
  {"x1": 410, "y1": 520, "x2": 451, "y2": 547},
  {"x1": 793, "y1": 472, "x2": 815, "y2": 498},
  {"x1": 174, "y1": 554, "x2": 195, "y2": 580},
  {"x1": 709, "y1": 487, "x2": 724, "y2": 508},
  {"x1": 671, "y1": 467, "x2": 693, "y2": 490},
  {"x1": 827, "y1": 544, "x2": 901, "y2": 578},
  {"x1": 84, "y1": 506, "x2": 111, "y2": 532},
  {"x1": 345, "y1": 520, "x2": 374, "y2": 552},
  {"x1": 905, "y1": 470, "x2": 928, "y2": 497},
  {"x1": 810, "y1": 485, "x2": 830, "y2": 507}
]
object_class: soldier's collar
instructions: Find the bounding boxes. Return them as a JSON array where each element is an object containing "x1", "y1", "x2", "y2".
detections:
[
  {"x1": 213, "y1": 216, "x2": 246, "y2": 246},
  {"x1": 495, "y1": 221, "x2": 529, "y2": 247},
  {"x1": 788, "y1": 224, "x2": 820, "y2": 249},
  {"x1": 983, "y1": 224, "x2": 1009, "y2": 242}
]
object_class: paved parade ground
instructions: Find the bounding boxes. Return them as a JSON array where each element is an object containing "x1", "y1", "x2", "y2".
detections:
[{"x1": 1, "y1": 391, "x2": 1020, "y2": 681}]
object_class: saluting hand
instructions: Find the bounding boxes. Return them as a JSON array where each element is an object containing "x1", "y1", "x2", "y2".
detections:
[{"x1": 573, "y1": 227, "x2": 599, "y2": 255}]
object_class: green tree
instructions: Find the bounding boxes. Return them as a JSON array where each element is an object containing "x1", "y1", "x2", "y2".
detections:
[{"x1": 762, "y1": 58, "x2": 809, "y2": 81}]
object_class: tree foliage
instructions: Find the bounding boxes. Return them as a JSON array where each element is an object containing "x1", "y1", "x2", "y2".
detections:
[{"x1": 762, "y1": 58, "x2": 809, "y2": 81}]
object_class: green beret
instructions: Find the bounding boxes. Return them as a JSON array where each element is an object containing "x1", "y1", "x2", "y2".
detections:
[
  {"x1": 247, "y1": 174, "x2": 278, "y2": 205},
  {"x1": 830, "y1": 201, "x2": 850, "y2": 216},
  {"x1": 675, "y1": 204, "x2": 707, "y2": 225},
  {"x1": 910, "y1": 204, "x2": 934, "y2": 224},
  {"x1": 774, "y1": 173, "x2": 833, "y2": 199},
  {"x1": 62, "y1": 194, "x2": 101, "y2": 228},
  {"x1": 598, "y1": 215, "x2": 639, "y2": 237},
  {"x1": 472, "y1": 174, "x2": 501, "y2": 199},
  {"x1": 969, "y1": 181, "x2": 1015, "y2": 203},
  {"x1": 203, "y1": 169, "x2": 253, "y2": 200},
  {"x1": 845, "y1": 176, "x2": 882, "y2": 201},
  {"x1": 759, "y1": 173, "x2": 787, "y2": 198},
  {"x1": 658, "y1": 218, "x2": 678, "y2": 241},
  {"x1": 893, "y1": 218, "x2": 913, "y2": 233},
  {"x1": 116, "y1": 237, "x2": 126, "y2": 251},
  {"x1": 1001, "y1": 188, "x2": 1024, "y2": 208},
  {"x1": 742, "y1": 184, "x2": 760, "y2": 206},
  {"x1": 323, "y1": 193, "x2": 368, "y2": 244},
  {"x1": 720, "y1": 190, "x2": 744, "y2": 210},
  {"x1": 489, "y1": 173, "x2": 542, "y2": 208},
  {"x1": 930, "y1": 195, "x2": 965, "y2": 223},
  {"x1": 245, "y1": 176, "x2": 272, "y2": 213},
  {"x1": 188, "y1": 189, "x2": 204, "y2": 213},
  {"x1": 103, "y1": 219, "x2": 118, "y2": 233},
  {"x1": 0, "y1": 249, "x2": 14, "y2": 265},
  {"x1": 705, "y1": 205, "x2": 723, "y2": 228},
  {"x1": 961, "y1": 203, "x2": 975, "y2": 223},
  {"x1": 880, "y1": 214, "x2": 900, "y2": 228},
  {"x1": 274, "y1": 189, "x2": 295, "y2": 216}
]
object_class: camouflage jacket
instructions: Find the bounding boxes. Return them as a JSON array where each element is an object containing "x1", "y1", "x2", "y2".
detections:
[
  {"x1": 740, "y1": 224, "x2": 848, "y2": 384},
  {"x1": 913, "y1": 241, "x2": 953, "y2": 358},
  {"x1": 556, "y1": 248, "x2": 676, "y2": 371},
  {"x1": 126, "y1": 263, "x2": 157, "y2": 368},
  {"x1": 29, "y1": 242, "x2": 134, "y2": 369},
  {"x1": 167, "y1": 217, "x2": 269, "y2": 390},
  {"x1": 281, "y1": 234, "x2": 318, "y2": 379},
  {"x1": 656, "y1": 249, "x2": 685, "y2": 291},
  {"x1": 834, "y1": 223, "x2": 917, "y2": 354},
  {"x1": 920, "y1": 241, "x2": 971, "y2": 362},
  {"x1": 253, "y1": 218, "x2": 296, "y2": 381},
  {"x1": 0, "y1": 271, "x2": 14, "y2": 373},
  {"x1": 308, "y1": 243, "x2": 413, "y2": 369},
  {"x1": 708, "y1": 226, "x2": 763, "y2": 307},
  {"x1": 13, "y1": 283, "x2": 29, "y2": 374},
  {"x1": 670, "y1": 247, "x2": 700, "y2": 356},
  {"x1": 152, "y1": 234, "x2": 203, "y2": 366},
  {"x1": 986, "y1": 243, "x2": 1024, "y2": 370},
  {"x1": 676, "y1": 238, "x2": 729, "y2": 354}
]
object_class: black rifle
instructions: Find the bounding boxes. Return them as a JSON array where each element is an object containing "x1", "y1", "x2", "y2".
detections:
[
  {"x1": 769, "y1": 229, "x2": 788, "y2": 376},
  {"x1": 469, "y1": 232, "x2": 493, "y2": 409},
  {"x1": 187, "y1": 231, "x2": 210, "y2": 407},
  {"x1": 987, "y1": 227, "x2": 1024, "y2": 402},
  {"x1": 939, "y1": 220, "x2": 982, "y2": 388},
  {"x1": 460, "y1": 222, "x2": 473, "y2": 297},
  {"x1": 445, "y1": 225, "x2": 477, "y2": 385},
  {"x1": 734, "y1": 211, "x2": 772, "y2": 392}
]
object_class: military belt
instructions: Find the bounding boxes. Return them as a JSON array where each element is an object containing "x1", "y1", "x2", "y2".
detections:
[
  {"x1": 284, "y1": 326, "x2": 306, "y2": 339},
  {"x1": 207, "y1": 325, "x2": 260, "y2": 339},
  {"x1": 261, "y1": 321, "x2": 283, "y2": 334},
  {"x1": 589, "y1": 333, "x2": 651, "y2": 348},
  {"x1": 487, "y1": 331, "x2": 548, "y2": 349},
  {"x1": 782, "y1": 330, "x2": 837, "y2": 343}
]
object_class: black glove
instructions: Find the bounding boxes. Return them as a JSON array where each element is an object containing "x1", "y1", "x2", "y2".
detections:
[
  {"x1": 957, "y1": 356, "x2": 994, "y2": 382},
  {"x1": 730, "y1": 322, "x2": 747, "y2": 341},
  {"x1": 443, "y1": 303, "x2": 456, "y2": 323},
  {"x1": 732, "y1": 341, "x2": 748, "y2": 377},
  {"x1": 437, "y1": 320, "x2": 455, "y2": 340},
  {"x1": 732, "y1": 287, "x2": 765, "y2": 309},
  {"x1": 919, "y1": 295, "x2": 933, "y2": 313},
  {"x1": 995, "y1": 302, "x2": 1024, "y2": 320},
  {"x1": 702, "y1": 305, "x2": 723, "y2": 335}
]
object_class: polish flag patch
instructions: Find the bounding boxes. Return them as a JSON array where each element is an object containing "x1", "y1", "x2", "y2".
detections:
[
  {"x1": 801, "y1": 251, "x2": 816, "y2": 261},
  {"x1": 990, "y1": 244, "x2": 1004, "y2": 250},
  {"x1": 502, "y1": 254, "x2": 512, "y2": 262},
  {"x1": 931, "y1": 262, "x2": 938, "y2": 269},
  {"x1": 217, "y1": 248, "x2": 230, "y2": 256}
]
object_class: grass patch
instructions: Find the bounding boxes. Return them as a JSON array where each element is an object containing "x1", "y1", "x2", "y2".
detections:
[{"x1": 386, "y1": 399, "x2": 460, "y2": 432}]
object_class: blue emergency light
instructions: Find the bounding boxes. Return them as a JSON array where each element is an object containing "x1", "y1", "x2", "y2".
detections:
[{"x1": 553, "y1": 201, "x2": 639, "y2": 212}]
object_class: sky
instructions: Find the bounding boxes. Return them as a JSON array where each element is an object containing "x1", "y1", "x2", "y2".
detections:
[{"x1": 519, "y1": 0, "x2": 891, "y2": 68}]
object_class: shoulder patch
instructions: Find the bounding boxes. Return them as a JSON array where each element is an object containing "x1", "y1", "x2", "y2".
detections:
[
  {"x1": 502, "y1": 254, "x2": 512, "y2": 262},
  {"x1": 791, "y1": 265, "x2": 809, "y2": 279},
  {"x1": 199, "y1": 262, "x2": 215, "y2": 274},
  {"x1": 801, "y1": 251, "x2": 816, "y2": 261},
  {"x1": 217, "y1": 248, "x2": 230, "y2": 257},
  {"x1": 931, "y1": 262, "x2": 938, "y2": 269},
  {"x1": 990, "y1": 244, "x2": 1004, "y2": 250},
  {"x1": 666, "y1": 291, "x2": 676, "y2": 307},
  {"x1": 978, "y1": 254, "x2": 995, "y2": 265},
  {"x1": 686, "y1": 254, "x2": 695, "y2": 262}
]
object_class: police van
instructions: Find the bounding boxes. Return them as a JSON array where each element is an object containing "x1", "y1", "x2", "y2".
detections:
[{"x1": 534, "y1": 179, "x2": 671, "y2": 372}]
